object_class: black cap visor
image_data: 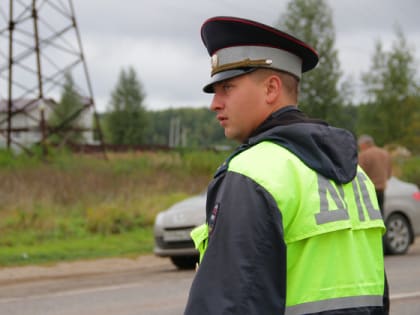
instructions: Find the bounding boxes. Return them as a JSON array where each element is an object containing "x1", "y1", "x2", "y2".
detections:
[{"x1": 203, "y1": 68, "x2": 257, "y2": 93}]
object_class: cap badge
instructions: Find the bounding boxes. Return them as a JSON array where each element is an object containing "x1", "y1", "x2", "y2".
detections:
[
  {"x1": 211, "y1": 54, "x2": 219, "y2": 71},
  {"x1": 211, "y1": 57, "x2": 274, "y2": 76}
]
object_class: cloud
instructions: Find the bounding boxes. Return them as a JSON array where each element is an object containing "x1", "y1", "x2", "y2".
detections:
[
  {"x1": 71, "y1": 0, "x2": 420, "y2": 112},
  {"x1": 82, "y1": 32, "x2": 212, "y2": 111}
]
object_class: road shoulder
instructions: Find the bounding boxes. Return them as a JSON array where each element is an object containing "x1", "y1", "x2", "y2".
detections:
[{"x1": 0, "y1": 255, "x2": 170, "y2": 284}]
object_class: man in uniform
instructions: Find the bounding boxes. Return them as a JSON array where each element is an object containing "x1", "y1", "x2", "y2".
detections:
[{"x1": 184, "y1": 16, "x2": 389, "y2": 315}]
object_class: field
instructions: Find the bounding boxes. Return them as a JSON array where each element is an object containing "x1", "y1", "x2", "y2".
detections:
[
  {"x1": 0, "y1": 148, "x2": 418, "y2": 267},
  {"x1": 0, "y1": 149, "x2": 228, "y2": 266}
]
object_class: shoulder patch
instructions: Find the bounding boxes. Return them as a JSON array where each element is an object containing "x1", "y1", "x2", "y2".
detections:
[{"x1": 208, "y1": 203, "x2": 220, "y2": 235}]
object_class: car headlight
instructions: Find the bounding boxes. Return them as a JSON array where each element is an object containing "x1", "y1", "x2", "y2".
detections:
[{"x1": 154, "y1": 212, "x2": 165, "y2": 229}]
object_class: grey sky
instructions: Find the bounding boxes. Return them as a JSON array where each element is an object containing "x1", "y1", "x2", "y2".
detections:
[{"x1": 73, "y1": 0, "x2": 420, "y2": 112}]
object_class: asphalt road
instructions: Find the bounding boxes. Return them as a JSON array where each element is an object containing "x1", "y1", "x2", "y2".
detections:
[{"x1": 0, "y1": 238, "x2": 419, "y2": 315}]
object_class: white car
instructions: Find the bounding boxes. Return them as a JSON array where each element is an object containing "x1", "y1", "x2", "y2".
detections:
[
  {"x1": 154, "y1": 177, "x2": 420, "y2": 268},
  {"x1": 384, "y1": 176, "x2": 420, "y2": 254},
  {"x1": 154, "y1": 193, "x2": 205, "y2": 269}
]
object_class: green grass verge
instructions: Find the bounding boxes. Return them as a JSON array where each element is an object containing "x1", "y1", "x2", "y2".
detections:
[
  {"x1": 0, "y1": 227, "x2": 154, "y2": 266},
  {"x1": 0, "y1": 148, "x2": 417, "y2": 267},
  {"x1": 0, "y1": 148, "x2": 229, "y2": 267}
]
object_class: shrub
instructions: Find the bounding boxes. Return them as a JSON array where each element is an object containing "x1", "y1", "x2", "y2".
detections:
[
  {"x1": 86, "y1": 205, "x2": 144, "y2": 235},
  {"x1": 398, "y1": 156, "x2": 420, "y2": 187}
]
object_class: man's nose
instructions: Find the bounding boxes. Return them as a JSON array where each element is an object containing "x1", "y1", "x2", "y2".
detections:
[{"x1": 210, "y1": 93, "x2": 223, "y2": 112}]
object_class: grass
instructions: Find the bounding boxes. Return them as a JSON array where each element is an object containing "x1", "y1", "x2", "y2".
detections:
[
  {"x1": 0, "y1": 147, "x2": 418, "y2": 267},
  {"x1": 0, "y1": 228, "x2": 154, "y2": 266},
  {"x1": 0, "y1": 148, "x2": 229, "y2": 266}
]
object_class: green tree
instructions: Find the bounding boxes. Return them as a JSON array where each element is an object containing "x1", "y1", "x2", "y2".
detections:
[
  {"x1": 277, "y1": 0, "x2": 351, "y2": 129},
  {"x1": 359, "y1": 26, "x2": 420, "y2": 148},
  {"x1": 105, "y1": 67, "x2": 148, "y2": 145},
  {"x1": 49, "y1": 72, "x2": 85, "y2": 144},
  {"x1": 143, "y1": 107, "x2": 230, "y2": 148}
]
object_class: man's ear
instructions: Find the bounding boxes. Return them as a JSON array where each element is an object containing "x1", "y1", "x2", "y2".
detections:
[{"x1": 265, "y1": 75, "x2": 281, "y2": 104}]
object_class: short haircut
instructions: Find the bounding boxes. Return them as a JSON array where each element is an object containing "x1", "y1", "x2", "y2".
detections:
[
  {"x1": 358, "y1": 134, "x2": 375, "y2": 145},
  {"x1": 251, "y1": 68, "x2": 299, "y2": 101}
]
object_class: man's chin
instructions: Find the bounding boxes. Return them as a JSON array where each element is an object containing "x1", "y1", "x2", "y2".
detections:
[{"x1": 224, "y1": 130, "x2": 243, "y2": 143}]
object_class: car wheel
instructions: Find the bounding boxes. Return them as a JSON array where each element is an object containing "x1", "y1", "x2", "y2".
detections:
[
  {"x1": 384, "y1": 213, "x2": 412, "y2": 255},
  {"x1": 170, "y1": 256, "x2": 199, "y2": 269}
]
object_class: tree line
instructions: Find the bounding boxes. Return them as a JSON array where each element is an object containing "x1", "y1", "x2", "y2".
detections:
[{"x1": 53, "y1": 0, "x2": 419, "y2": 153}]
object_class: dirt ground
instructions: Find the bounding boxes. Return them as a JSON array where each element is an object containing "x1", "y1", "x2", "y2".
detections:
[{"x1": 0, "y1": 255, "x2": 169, "y2": 285}]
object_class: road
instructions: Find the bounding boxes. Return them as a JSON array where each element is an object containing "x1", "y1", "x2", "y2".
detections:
[
  {"x1": 0, "y1": 239, "x2": 419, "y2": 315},
  {"x1": 384, "y1": 237, "x2": 420, "y2": 314}
]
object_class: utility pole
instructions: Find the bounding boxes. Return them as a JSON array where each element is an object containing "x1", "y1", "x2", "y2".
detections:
[
  {"x1": 0, "y1": 0, "x2": 105, "y2": 155},
  {"x1": 169, "y1": 117, "x2": 181, "y2": 148}
]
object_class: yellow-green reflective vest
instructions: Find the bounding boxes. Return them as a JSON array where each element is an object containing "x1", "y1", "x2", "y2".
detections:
[{"x1": 192, "y1": 141, "x2": 385, "y2": 314}]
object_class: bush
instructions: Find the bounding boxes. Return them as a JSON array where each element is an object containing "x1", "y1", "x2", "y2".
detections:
[
  {"x1": 0, "y1": 148, "x2": 230, "y2": 265},
  {"x1": 0, "y1": 149, "x2": 228, "y2": 239},
  {"x1": 86, "y1": 205, "x2": 144, "y2": 235},
  {"x1": 398, "y1": 156, "x2": 420, "y2": 187}
]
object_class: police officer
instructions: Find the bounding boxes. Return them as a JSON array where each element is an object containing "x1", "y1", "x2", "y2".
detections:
[{"x1": 184, "y1": 16, "x2": 389, "y2": 315}]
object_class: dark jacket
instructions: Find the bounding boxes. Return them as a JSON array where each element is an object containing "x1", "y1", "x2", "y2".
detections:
[{"x1": 184, "y1": 106, "x2": 388, "y2": 315}]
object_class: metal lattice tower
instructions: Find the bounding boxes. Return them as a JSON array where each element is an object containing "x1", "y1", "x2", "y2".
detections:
[{"x1": 0, "y1": 0, "x2": 104, "y2": 153}]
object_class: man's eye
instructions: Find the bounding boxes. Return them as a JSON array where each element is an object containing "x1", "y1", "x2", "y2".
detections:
[{"x1": 223, "y1": 83, "x2": 233, "y2": 91}]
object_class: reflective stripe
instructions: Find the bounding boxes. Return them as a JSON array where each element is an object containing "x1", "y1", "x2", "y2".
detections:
[
  {"x1": 356, "y1": 172, "x2": 383, "y2": 220},
  {"x1": 285, "y1": 295, "x2": 383, "y2": 315},
  {"x1": 316, "y1": 174, "x2": 349, "y2": 224},
  {"x1": 352, "y1": 179, "x2": 366, "y2": 221}
]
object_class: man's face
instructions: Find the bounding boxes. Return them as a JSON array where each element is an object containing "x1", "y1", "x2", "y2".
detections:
[{"x1": 210, "y1": 72, "x2": 270, "y2": 143}]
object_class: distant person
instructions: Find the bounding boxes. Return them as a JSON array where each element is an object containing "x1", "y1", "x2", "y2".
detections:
[
  {"x1": 184, "y1": 16, "x2": 389, "y2": 315},
  {"x1": 358, "y1": 135, "x2": 392, "y2": 215}
]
